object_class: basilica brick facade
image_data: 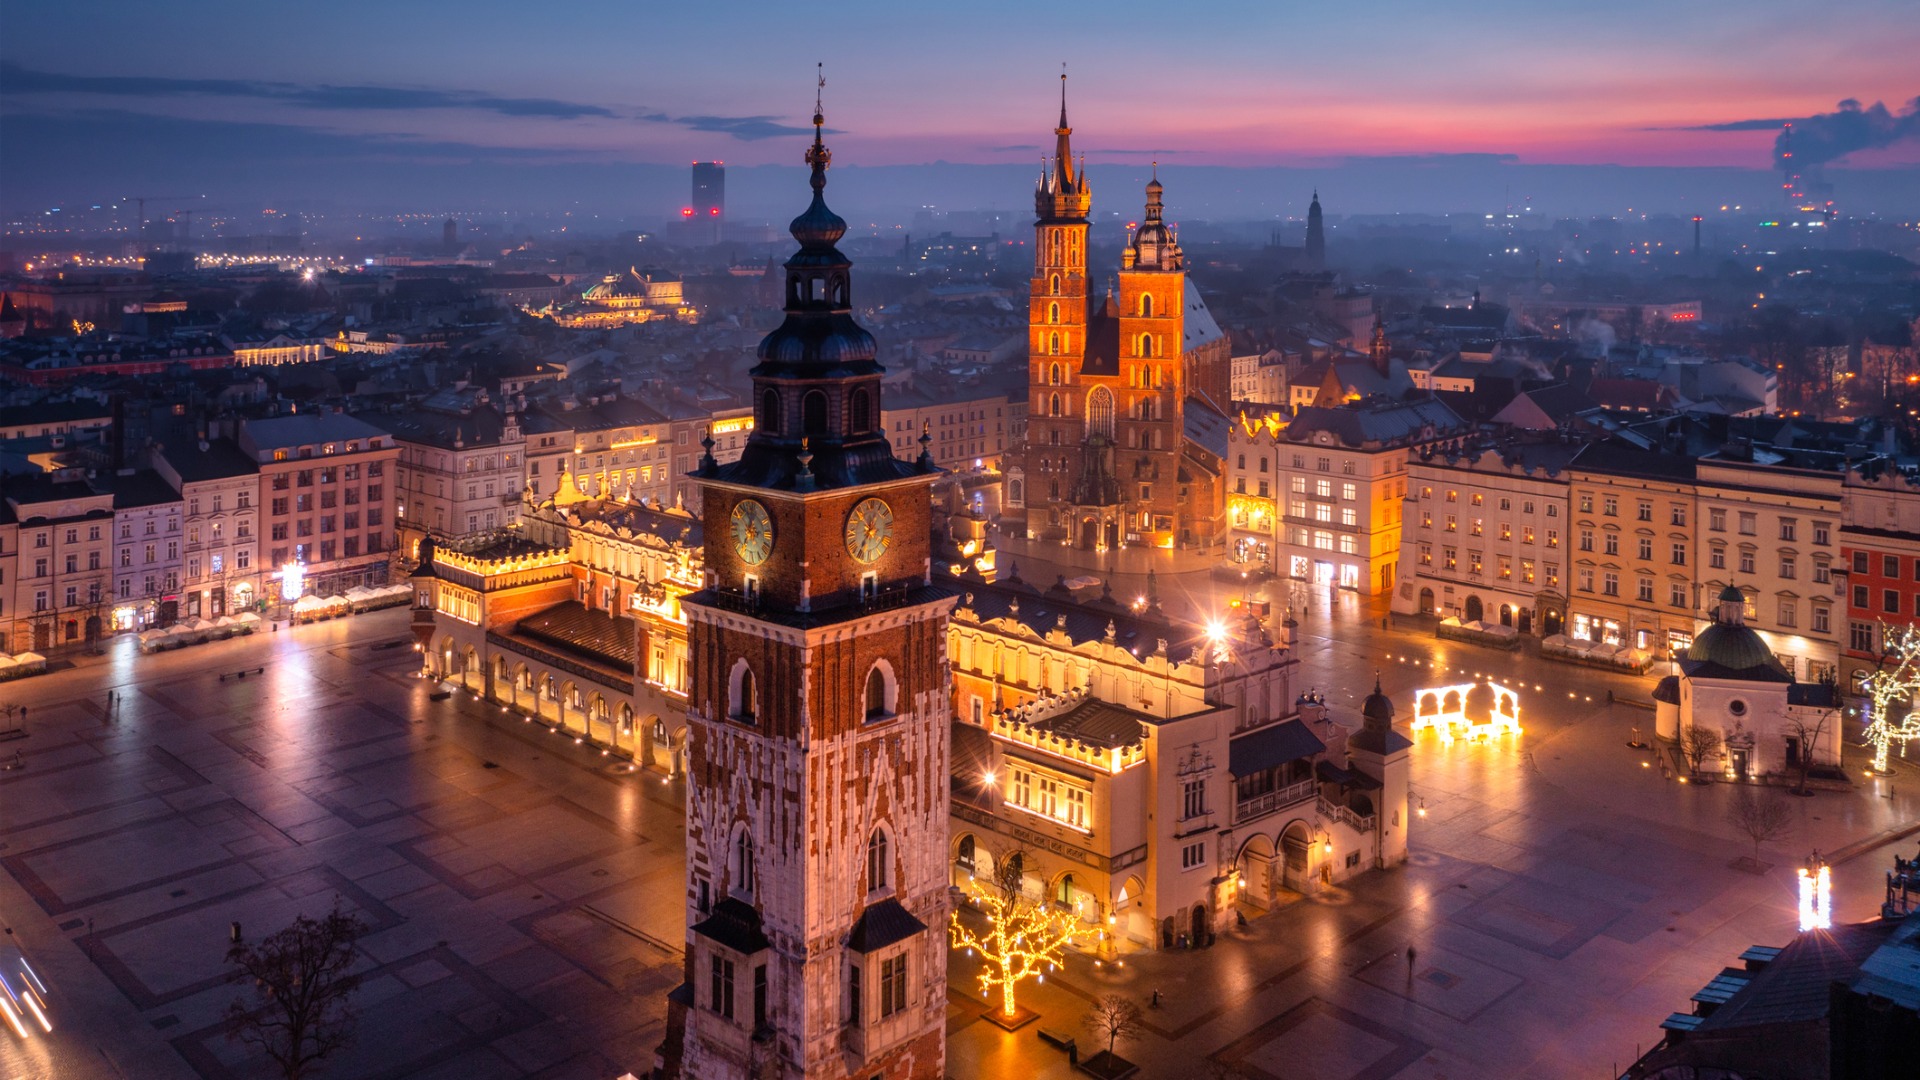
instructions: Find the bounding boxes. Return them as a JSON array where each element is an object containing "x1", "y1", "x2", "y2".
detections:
[{"x1": 1007, "y1": 77, "x2": 1231, "y2": 553}]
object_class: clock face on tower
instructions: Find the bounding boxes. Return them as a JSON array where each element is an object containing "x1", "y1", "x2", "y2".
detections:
[
  {"x1": 730, "y1": 499, "x2": 774, "y2": 566},
  {"x1": 844, "y1": 497, "x2": 894, "y2": 564}
]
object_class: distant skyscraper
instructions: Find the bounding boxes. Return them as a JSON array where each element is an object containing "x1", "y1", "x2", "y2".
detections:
[
  {"x1": 692, "y1": 162, "x2": 725, "y2": 221},
  {"x1": 1305, "y1": 190, "x2": 1325, "y2": 269}
]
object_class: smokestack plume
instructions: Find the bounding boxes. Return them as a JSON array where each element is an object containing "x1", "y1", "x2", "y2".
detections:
[{"x1": 1772, "y1": 97, "x2": 1920, "y2": 169}]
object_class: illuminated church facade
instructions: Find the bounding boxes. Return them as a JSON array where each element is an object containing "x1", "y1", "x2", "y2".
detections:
[{"x1": 1004, "y1": 79, "x2": 1231, "y2": 554}]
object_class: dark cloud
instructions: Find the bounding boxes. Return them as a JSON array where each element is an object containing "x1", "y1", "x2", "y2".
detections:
[
  {"x1": 672, "y1": 115, "x2": 834, "y2": 141},
  {"x1": 1660, "y1": 97, "x2": 1920, "y2": 167},
  {"x1": 1663, "y1": 118, "x2": 1794, "y2": 132},
  {"x1": 0, "y1": 62, "x2": 619, "y2": 120},
  {"x1": 1773, "y1": 97, "x2": 1920, "y2": 167}
]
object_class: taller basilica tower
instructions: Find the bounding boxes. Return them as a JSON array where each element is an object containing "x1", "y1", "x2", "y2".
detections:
[
  {"x1": 1015, "y1": 76, "x2": 1202, "y2": 551},
  {"x1": 656, "y1": 87, "x2": 953, "y2": 1080}
]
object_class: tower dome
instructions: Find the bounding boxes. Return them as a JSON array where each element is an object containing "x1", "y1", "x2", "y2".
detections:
[{"x1": 1362, "y1": 676, "x2": 1394, "y2": 725}]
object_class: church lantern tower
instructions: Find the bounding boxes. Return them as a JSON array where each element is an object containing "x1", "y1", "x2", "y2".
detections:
[
  {"x1": 1114, "y1": 169, "x2": 1189, "y2": 541},
  {"x1": 1305, "y1": 190, "x2": 1326, "y2": 269},
  {"x1": 656, "y1": 78, "x2": 954, "y2": 1080}
]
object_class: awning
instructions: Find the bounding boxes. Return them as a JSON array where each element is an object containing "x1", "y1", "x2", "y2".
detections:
[{"x1": 1229, "y1": 719, "x2": 1324, "y2": 777}]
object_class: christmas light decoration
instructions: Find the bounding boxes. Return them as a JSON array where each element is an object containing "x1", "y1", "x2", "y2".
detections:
[
  {"x1": 1797, "y1": 852, "x2": 1831, "y2": 931},
  {"x1": 1861, "y1": 623, "x2": 1920, "y2": 773},
  {"x1": 949, "y1": 882, "x2": 1082, "y2": 1019}
]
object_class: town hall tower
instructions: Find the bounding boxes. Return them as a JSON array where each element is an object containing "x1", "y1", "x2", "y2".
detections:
[{"x1": 656, "y1": 84, "x2": 953, "y2": 1080}]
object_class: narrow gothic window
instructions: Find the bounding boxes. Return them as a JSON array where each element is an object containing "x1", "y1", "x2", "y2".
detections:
[
  {"x1": 1049, "y1": 394, "x2": 1062, "y2": 418},
  {"x1": 1049, "y1": 273, "x2": 1060, "y2": 295},
  {"x1": 866, "y1": 666, "x2": 888, "y2": 719},
  {"x1": 1048, "y1": 302, "x2": 1059, "y2": 324},
  {"x1": 849, "y1": 389, "x2": 871, "y2": 433},
  {"x1": 1140, "y1": 293, "x2": 1153, "y2": 318},
  {"x1": 1049, "y1": 362, "x2": 1061, "y2": 386},
  {"x1": 733, "y1": 664, "x2": 758, "y2": 722},
  {"x1": 867, "y1": 828, "x2": 889, "y2": 892},
  {"x1": 1048, "y1": 333, "x2": 1060, "y2": 355},
  {"x1": 1140, "y1": 333, "x2": 1154, "y2": 358},
  {"x1": 803, "y1": 390, "x2": 829, "y2": 436},
  {"x1": 735, "y1": 830, "x2": 755, "y2": 897}
]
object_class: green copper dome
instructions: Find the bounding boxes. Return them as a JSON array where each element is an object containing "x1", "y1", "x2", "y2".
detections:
[
  {"x1": 1687, "y1": 621, "x2": 1783, "y2": 673},
  {"x1": 1716, "y1": 583, "x2": 1745, "y2": 604}
]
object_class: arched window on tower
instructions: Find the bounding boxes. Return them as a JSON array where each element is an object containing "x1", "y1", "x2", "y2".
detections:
[
  {"x1": 1087, "y1": 386, "x2": 1115, "y2": 440},
  {"x1": 1048, "y1": 363, "x2": 1062, "y2": 386},
  {"x1": 759, "y1": 389, "x2": 780, "y2": 434},
  {"x1": 1049, "y1": 274, "x2": 1060, "y2": 295},
  {"x1": 1049, "y1": 393, "x2": 1063, "y2": 418},
  {"x1": 849, "y1": 388, "x2": 871, "y2": 434},
  {"x1": 1048, "y1": 332, "x2": 1060, "y2": 355},
  {"x1": 730, "y1": 659, "x2": 758, "y2": 723},
  {"x1": 865, "y1": 663, "x2": 893, "y2": 720},
  {"x1": 734, "y1": 829, "x2": 756, "y2": 897},
  {"x1": 1141, "y1": 293, "x2": 1154, "y2": 318},
  {"x1": 1140, "y1": 333, "x2": 1154, "y2": 358},
  {"x1": 867, "y1": 828, "x2": 889, "y2": 893},
  {"x1": 1048, "y1": 302, "x2": 1059, "y2": 325},
  {"x1": 803, "y1": 390, "x2": 829, "y2": 436}
]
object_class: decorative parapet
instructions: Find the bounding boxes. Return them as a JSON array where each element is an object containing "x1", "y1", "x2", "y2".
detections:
[
  {"x1": 986, "y1": 684, "x2": 1148, "y2": 774},
  {"x1": 1318, "y1": 794, "x2": 1377, "y2": 834}
]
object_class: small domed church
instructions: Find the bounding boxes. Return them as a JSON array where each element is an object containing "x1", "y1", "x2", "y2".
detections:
[{"x1": 1657, "y1": 585, "x2": 1842, "y2": 779}]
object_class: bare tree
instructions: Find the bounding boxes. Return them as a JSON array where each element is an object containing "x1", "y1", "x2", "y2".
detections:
[
  {"x1": 224, "y1": 899, "x2": 367, "y2": 1079},
  {"x1": 1680, "y1": 725, "x2": 1724, "y2": 778},
  {"x1": 1726, "y1": 788, "x2": 1794, "y2": 872},
  {"x1": 1082, "y1": 993, "x2": 1147, "y2": 1060},
  {"x1": 1782, "y1": 708, "x2": 1836, "y2": 796}
]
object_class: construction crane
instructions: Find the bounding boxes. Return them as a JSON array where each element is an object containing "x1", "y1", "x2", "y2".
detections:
[{"x1": 128, "y1": 195, "x2": 205, "y2": 235}]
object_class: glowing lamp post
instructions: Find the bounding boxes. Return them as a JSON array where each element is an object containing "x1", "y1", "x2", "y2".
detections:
[
  {"x1": 1797, "y1": 851, "x2": 1831, "y2": 931},
  {"x1": 278, "y1": 561, "x2": 305, "y2": 603}
]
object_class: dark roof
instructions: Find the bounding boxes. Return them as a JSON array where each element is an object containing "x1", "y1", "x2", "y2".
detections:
[
  {"x1": 1183, "y1": 395, "x2": 1230, "y2": 460},
  {"x1": 1285, "y1": 398, "x2": 1465, "y2": 449},
  {"x1": 158, "y1": 436, "x2": 259, "y2": 482},
  {"x1": 0, "y1": 400, "x2": 112, "y2": 428},
  {"x1": 1653, "y1": 675, "x2": 1681, "y2": 704},
  {"x1": 1699, "y1": 923, "x2": 1894, "y2": 1030},
  {"x1": 1569, "y1": 439, "x2": 1698, "y2": 481},
  {"x1": 1026, "y1": 697, "x2": 1155, "y2": 749},
  {"x1": 514, "y1": 601, "x2": 637, "y2": 671},
  {"x1": 955, "y1": 579, "x2": 1202, "y2": 659},
  {"x1": 567, "y1": 500, "x2": 704, "y2": 547},
  {"x1": 1788, "y1": 682, "x2": 1840, "y2": 707},
  {"x1": 1229, "y1": 719, "x2": 1325, "y2": 776},
  {"x1": 704, "y1": 429, "x2": 933, "y2": 492},
  {"x1": 845, "y1": 897, "x2": 927, "y2": 954},
  {"x1": 1080, "y1": 293, "x2": 1121, "y2": 377},
  {"x1": 366, "y1": 405, "x2": 514, "y2": 451},
  {"x1": 1349, "y1": 725, "x2": 1414, "y2": 755},
  {"x1": 104, "y1": 469, "x2": 181, "y2": 510},
  {"x1": 690, "y1": 898, "x2": 770, "y2": 954}
]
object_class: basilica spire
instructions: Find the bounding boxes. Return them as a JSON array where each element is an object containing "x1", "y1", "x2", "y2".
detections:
[
  {"x1": 1054, "y1": 70, "x2": 1075, "y2": 191},
  {"x1": 1036, "y1": 70, "x2": 1091, "y2": 222}
]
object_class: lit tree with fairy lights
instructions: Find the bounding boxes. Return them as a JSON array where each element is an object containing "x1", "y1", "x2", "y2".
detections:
[
  {"x1": 949, "y1": 851, "x2": 1081, "y2": 1020},
  {"x1": 1862, "y1": 623, "x2": 1920, "y2": 773}
]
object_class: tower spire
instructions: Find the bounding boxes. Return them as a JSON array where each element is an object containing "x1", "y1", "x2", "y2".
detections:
[{"x1": 1054, "y1": 67, "x2": 1075, "y2": 192}]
